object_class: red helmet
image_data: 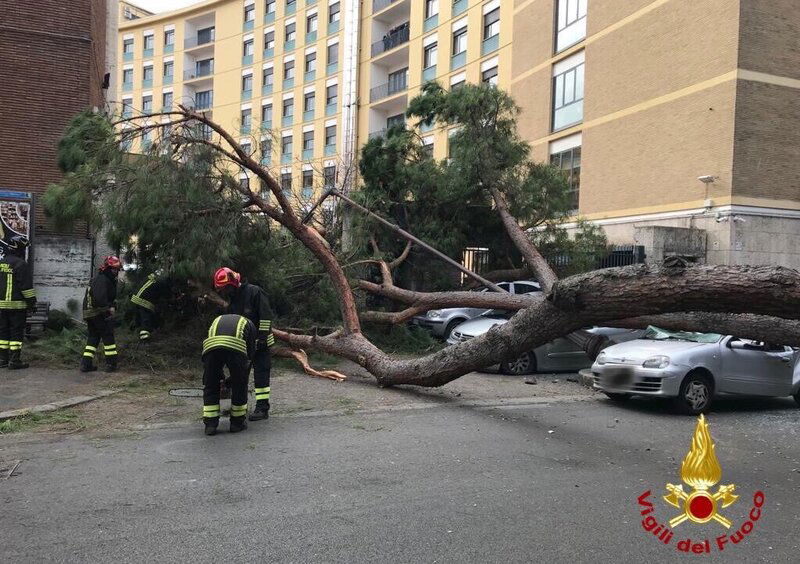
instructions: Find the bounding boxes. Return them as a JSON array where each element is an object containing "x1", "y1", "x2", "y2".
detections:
[
  {"x1": 100, "y1": 256, "x2": 122, "y2": 271},
  {"x1": 213, "y1": 267, "x2": 241, "y2": 289}
]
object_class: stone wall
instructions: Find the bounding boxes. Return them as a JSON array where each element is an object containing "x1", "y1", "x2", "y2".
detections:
[{"x1": 32, "y1": 236, "x2": 95, "y2": 315}]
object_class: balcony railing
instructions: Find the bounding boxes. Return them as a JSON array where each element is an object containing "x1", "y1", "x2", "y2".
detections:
[
  {"x1": 369, "y1": 72, "x2": 408, "y2": 102},
  {"x1": 184, "y1": 31, "x2": 216, "y2": 49},
  {"x1": 184, "y1": 65, "x2": 214, "y2": 80},
  {"x1": 371, "y1": 25, "x2": 409, "y2": 57},
  {"x1": 372, "y1": 0, "x2": 400, "y2": 12}
]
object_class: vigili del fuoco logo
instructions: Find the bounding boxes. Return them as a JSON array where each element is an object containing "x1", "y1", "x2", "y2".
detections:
[{"x1": 636, "y1": 415, "x2": 765, "y2": 554}]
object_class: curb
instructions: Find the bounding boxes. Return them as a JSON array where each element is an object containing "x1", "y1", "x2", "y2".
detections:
[
  {"x1": 0, "y1": 389, "x2": 121, "y2": 421},
  {"x1": 578, "y1": 369, "x2": 594, "y2": 389}
]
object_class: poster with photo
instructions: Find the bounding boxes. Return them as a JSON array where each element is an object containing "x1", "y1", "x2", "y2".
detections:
[{"x1": 0, "y1": 190, "x2": 33, "y2": 261}]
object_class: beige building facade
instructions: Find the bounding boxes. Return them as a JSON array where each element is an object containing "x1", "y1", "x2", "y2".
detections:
[{"x1": 118, "y1": 0, "x2": 800, "y2": 267}]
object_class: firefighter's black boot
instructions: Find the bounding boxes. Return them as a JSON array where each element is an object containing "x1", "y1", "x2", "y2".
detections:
[
  {"x1": 0, "y1": 349, "x2": 9, "y2": 369},
  {"x1": 80, "y1": 356, "x2": 97, "y2": 373},
  {"x1": 229, "y1": 416, "x2": 248, "y2": 433},
  {"x1": 8, "y1": 350, "x2": 28, "y2": 370},
  {"x1": 204, "y1": 418, "x2": 219, "y2": 436},
  {"x1": 248, "y1": 400, "x2": 269, "y2": 421},
  {"x1": 105, "y1": 356, "x2": 118, "y2": 373}
]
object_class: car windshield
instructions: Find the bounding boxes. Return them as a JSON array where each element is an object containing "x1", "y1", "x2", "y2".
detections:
[
  {"x1": 642, "y1": 325, "x2": 722, "y2": 344},
  {"x1": 484, "y1": 309, "x2": 512, "y2": 319}
]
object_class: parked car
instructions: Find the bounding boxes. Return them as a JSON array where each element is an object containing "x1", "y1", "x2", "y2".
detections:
[
  {"x1": 591, "y1": 326, "x2": 800, "y2": 414},
  {"x1": 412, "y1": 280, "x2": 541, "y2": 340},
  {"x1": 446, "y1": 309, "x2": 642, "y2": 374}
]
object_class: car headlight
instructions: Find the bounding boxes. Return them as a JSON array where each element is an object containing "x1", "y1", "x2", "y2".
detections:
[
  {"x1": 427, "y1": 310, "x2": 442, "y2": 319},
  {"x1": 643, "y1": 355, "x2": 670, "y2": 369},
  {"x1": 596, "y1": 352, "x2": 607, "y2": 365}
]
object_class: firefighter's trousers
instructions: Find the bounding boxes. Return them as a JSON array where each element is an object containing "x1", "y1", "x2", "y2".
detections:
[
  {"x1": 203, "y1": 349, "x2": 249, "y2": 424},
  {"x1": 253, "y1": 346, "x2": 272, "y2": 405},
  {"x1": 0, "y1": 309, "x2": 26, "y2": 362},
  {"x1": 83, "y1": 315, "x2": 117, "y2": 366},
  {"x1": 135, "y1": 305, "x2": 157, "y2": 341}
]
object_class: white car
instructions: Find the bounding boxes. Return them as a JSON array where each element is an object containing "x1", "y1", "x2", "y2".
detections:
[{"x1": 592, "y1": 326, "x2": 800, "y2": 414}]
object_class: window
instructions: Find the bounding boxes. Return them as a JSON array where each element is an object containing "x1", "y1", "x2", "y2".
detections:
[
  {"x1": 143, "y1": 65, "x2": 154, "y2": 81},
  {"x1": 266, "y1": 0, "x2": 276, "y2": 14},
  {"x1": 282, "y1": 134, "x2": 293, "y2": 156},
  {"x1": 556, "y1": 0, "x2": 588, "y2": 52},
  {"x1": 552, "y1": 53, "x2": 584, "y2": 130},
  {"x1": 196, "y1": 58, "x2": 214, "y2": 76},
  {"x1": 164, "y1": 29, "x2": 175, "y2": 46},
  {"x1": 285, "y1": 22, "x2": 296, "y2": 42},
  {"x1": 283, "y1": 97, "x2": 294, "y2": 117},
  {"x1": 386, "y1": 113, "x2": 405, "y2": 129},
  {"x1": 244, "y1": 39, "x2": 255, "y2": 57},
  {"x1": 284, "y1": 59, "x2": 295, "y2": 80},
  {"x1": 144, "y1": 34, "x2": 154, "y2": 50},
  {"x1": 264, "y1": 30, "x2": 275, "y2": 50},
  {"x1": 329, "y1": 2, "x2": 340, "y2": 23},
  {"x1": 197, "y1": 26, "x2": 215, "y2": 44},
  {"x1": 421, "y1": 142, "x2": 434, "y2": 159},
  {"x1": 452, "y1": 28, "x2": 467, "y2": 55},
  {"x1": 196, "y1": 89, "x2": 213, "y2": 109},
  {"x1": 162, "y1": 91, "x2": 173, "y2": 109},
  {"x1": 241, "y1": 108, "x2": 252, "y2": 129},
  {"x1": 451, "y1": 78, "x2": 465, "y2": 90},
  {"x1": 261, "y1": 138, "x2": 272, "y2": 158},
  {"x1": 323, "y1": 165, "x2": 336, "y2": 188},
  {"x1": 244, "y1": 3, "x2": 255, "y2": 22},
  {"x1": 239, "y1": 176, "x2": 251, "y2": 190},
  {"x1": 122, "y1": 98, "x2": 133, "y2": 115},
  {"x1": 262, "y1": 103, "x2": 272, "y2": 122},
  {"x1": 123, "y1": 38, "x2": 134, "y2": 54},
  {"x1": 304, "y1": 91, "x2": 315, "y2": 112},
  {"x1": 243, "y1": 74, "x2": 254, "y2": 92},
  {"x1": 305, "y1": 51, "x2": 317, "y2": 73},
  {"x1": 122, "y1": 68, "x2": 133, "y2": 83},
  {"x1": 387, "y1": 67, "x2": 408, "y2": 94},
  {"x1": 425, "y1": 0, "x2": 439, "y2": 19},
  {"x1": 302, "y1": 170, "x2": 313, "y2": 197},
  {"x1": 163, "y1": 61, "x2": 174, "y2": 78},
  {"x1": 513, "y1": 283, "x2": 540, "y2": 295},
  {"x1": 325, "y1": 124, "x2": 336, "y2": 146},
  {"x1": 481, "y1": 65, "x2": 498, "y2": 85},
  {"x1": 423, "y1": 42, "x2": 438, "y2": 69},
  {"x1": 142, "y1": 95, "x2": 153, "y2": 112},
  {"x1": 142, "y1": 129, "x2": 151, "y2": 147},
  {"x1": 287, "y1": 0, "x2": 296, "y2": 9},
  {"x1": 303, "y1": 130, "x2": 314, "y2": 151},
  {"x1": 483, "y1": 7, "x2": 499, "y2": 40},
  {"x1": 325, "y1": 84, "x2": 338, "y2": 105},
  {"x1": 550, "y1": 142, "x2": 581, "y2": 211},
  {"x1": 307, "y1": 13, "x2": 318, "y2": 33},
  {"x1": 263, "y1": 66, "x2": 274, "y2": 86},
  {"x1": 281, "y1": 172, "x2": 292, "y2": 194},
  {"x1": 327, "y1": 43, "x2": 338, "y2": 65}
]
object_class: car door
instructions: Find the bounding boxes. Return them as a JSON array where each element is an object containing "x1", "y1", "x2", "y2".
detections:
[
  {"x1": 719, "y1": 338, "x2": 795, "y2": 396},
  {"x1": 536, "y1": 336, "x2": 591, "y2": 372}
]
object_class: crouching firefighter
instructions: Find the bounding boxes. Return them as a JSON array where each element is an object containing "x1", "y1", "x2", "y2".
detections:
[
  {"x1": 213, "y1": 267, "x2": 275, "y2": 421},
  {"x1": 131, "y1": 273, "x2": 168, "y2": 342},
  {"x1": 201, "y1": 314, "x2": 257, "y2": 435},
  {"x1": 81, "y1": 256, "x2": 121, "y2": 372},
  {"x1": 0, "y1": 235, "x2": 36, "y2": 369}
]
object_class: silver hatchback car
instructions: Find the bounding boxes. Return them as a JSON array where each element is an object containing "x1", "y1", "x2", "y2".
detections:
[
  {"x1": 412, "y1": 280, "x2": 541, "y2": 339},
  {"x1": 592, "y1": 326, "x2": 800, "y2": 414}
]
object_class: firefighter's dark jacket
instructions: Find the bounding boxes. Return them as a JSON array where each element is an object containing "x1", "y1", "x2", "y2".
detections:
[
  {"x1": 202, "y1": 314, "x2": 256, "y2": 359},
  {"x1": 83, "y1": 270, "x2": 118, "y2": 319},
  {"x1": 131, "y1": 274, "x2": 169, "y2": 312},
  {"x1": 225, "y1": 282, "x2": 275, "y2": 347},
  {"x1": 0, "y1": 254, "x2": 36, "y2": 310}
]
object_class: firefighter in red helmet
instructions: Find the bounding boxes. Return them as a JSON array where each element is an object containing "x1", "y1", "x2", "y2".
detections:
[
  {"x1": 214, "y1": 267, "x2": 275, "y2": 421},
  {"x1": 81, "y1": 256, "x2": 122, "y2": 372}
]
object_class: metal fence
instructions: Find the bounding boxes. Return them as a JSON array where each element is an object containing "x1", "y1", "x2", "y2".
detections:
[
  {"x1": 370, "y1": 25, "x2": 410, "y2": 57},
  {"x1": 544, "y1": 245, "x2": 646, "y2": 272},
  {"x1": 369, "y1": 71, "x2": 408, "y2": 102}
]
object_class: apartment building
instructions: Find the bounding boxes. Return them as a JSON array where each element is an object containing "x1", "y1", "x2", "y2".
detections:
[{"x1": 120, "y1": 0, "x2": 800, "y2": 268}]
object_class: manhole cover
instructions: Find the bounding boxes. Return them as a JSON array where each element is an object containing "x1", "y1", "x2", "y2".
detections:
[{"x1": 169, "y1": 388, "x2": 204, "y2": 398}]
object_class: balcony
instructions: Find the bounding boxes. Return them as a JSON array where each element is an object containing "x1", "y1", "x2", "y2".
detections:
[
  {"x1": 282, "y1": 115, "x2": 293, "y2": 127},
  {"x1": 370, "y1": 74, "x2": 407, "y2": 102},
  {"x1": 261, "y1": 154, "x2": 272, "y2": 165},
  {"x1": 283, "y1": 77, "x2": 294, "y2": 89},
  {"x1": 281, "y1": 153, "x2": 292, "y2": 164},
  {"x1": 242, "y1": 89, "x2": 253, "y2": 101},
  {"x1": 423, "y1": 14, "x2": 438, "y2": 32},
  {"x1": 122, "y1": 82, "x2": 133, "y2": 92},
  {"x1": 285, "y1": 39, "x2": 296, "y2": 51},
  {"x1": 451, "y1": 51, "x2": 466, "y2": 70},
  {"x1": 286, "y1": 1, "x2": 296, "y2": 15},
  {"x1": 306, "y1": 31, "x2": 317, "y2": 43},
  {"x1": 302, "y1": 148, "x2": 313, "y2": 160},
  {"x1": 326, "y1": 62, "x2": 338, "y2": 75},
  {"x1": 123, "y1": 52, "x2": 133, "y2": 62},
  {"x1": 264, "y1": 48, "x2": 275, "y2": 59},
  {"x1": 325, "y1": 103, "x2": 336, "y2": 116},
  {"x1": 327, "y1": 20, "x2": 339, "y2": 34},
  {"x1": 452, "y1": 0, "x2": 467, "y2": 17},
  {"x1": 163, "y1": 75, "x2": 173, "y2": 85},
  {"x1": 262, "y1": 84, "x2": 274, "y2": 95},
  {"x1": 371, "y1": 25, "x2": 409, "y2": 57},
  {"x1": 324, "y1": 144, "x2": 336, "y2": 156},
  {"x1": 164, "y1": 44, "x2": 174, "y2": 54},
  {"x1": 261, "y1": 120, "x2": 273, "y2": 131},
  {"x1": 142, "y1": 79, "x2": 153, "y2": 88},
  {"x1": 482, "y1": 34, "x2": 499, "y2": 55},
  {"x1": 184, "y1": 66, "x2": 214, "y2": 81},
  {"x1": 373, "y1": 0, "x2": 399, "y2": 12},
  {"x1": 242, "y1": 123, "x2": 252, "y2": 134},
  {"x1": 264, "y1": 12, "x2": 275, "y2": 24},
  {"x1": 143, "y1": 48, "x2": 154, "y2": 58},
  {"x1": 243, "y1": 54, "x2": 254, "y2": 65},
  {"x1": 422, "y1": 65, "x2": 436, "y2": 82},
  {"x1": 368, "y1": 129, "x2": 386, "y2": 140},
  {"x1": 122, "y1": 109, "x2": 133, "y2": 119},
  {"x1": 185, "y1": 31, "x2": 215, "y2": 49},
  {"x1": 304, "y1": 70, "x2": 316, "y2": 82},
  {"x1": 244, "y1": 20, "x2": 255, "y2": 31}
]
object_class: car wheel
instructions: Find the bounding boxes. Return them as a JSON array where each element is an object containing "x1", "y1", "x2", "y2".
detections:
[
  {"x1": 675, "y1": 371, "x2": 714, "y2": 415},
  {"x1": 794, "y1": 390, "x2": 800, "y2": 408},
  {"x1": 501, "y1": 351, "x2": 536, "y2": 375},
  {"x1": 443, "y1": 319, "x2": 464, "y2": 341},
  {"x1": 604, "y1": 392, "x2": 631, "y2": 402}
]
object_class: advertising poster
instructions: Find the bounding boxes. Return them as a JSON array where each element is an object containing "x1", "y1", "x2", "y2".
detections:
[{"x1": 0, "y1": 189, "x2": 33, "y2": 261}]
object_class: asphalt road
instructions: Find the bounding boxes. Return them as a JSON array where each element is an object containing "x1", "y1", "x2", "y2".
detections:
[{"x1": 2, "y1": 393, "x2": 799, "y2": 563}]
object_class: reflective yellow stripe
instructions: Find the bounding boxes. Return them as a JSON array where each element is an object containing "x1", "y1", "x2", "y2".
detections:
[
  {"x1": 0, "y1": 301, "x2": 27, "y2": 309},
  {"x1": 236, "y1": 316, "x2": 247, "y2": 339},
  {"x1": 202, "y1": 336, "x2": 247, "y2": 355},
  {"x1": 8, "y1": 341, "x2": 22, "y2": 350},
  {"x1": 131, "y1": 294, "x2": 155, "y2": 311},
  {"x1": 21, "y1": 289, "x2": 36, "y2": 298},
  {"x1": 85, "y1": 346, "x2": 97, "y2": 352},
  {"x1": 203, "y1": 405, "x2": 220, "y2": 416},
  {"x1": 254, "y1": 386, "x2": 270, "y2": 400},
  {"x1": 5, "y1": 272, "x2": 11, "y2": 302},
  {"x1": 104, "y1": 350, "x2": 118, "y2": 356},
  {"x1": 83, "y1": 352, "x2": 95, "y2": 357},
  {"x1": 230, "y1": 404, "x2": 247, "y2": 416},
  {"x1": 104, "y1": 344, "x2": 117, "y2": 350},
  {"x1": 208, "y1": 315, "x2": 222, "y2": 338},
  {"x1": 259, "y1": 320, "x2": 271, "y2": 330}
]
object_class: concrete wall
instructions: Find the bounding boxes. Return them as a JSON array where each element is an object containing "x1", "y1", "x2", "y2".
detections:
[{"x1": 32, "y1": 236, "x2": 95, "y2": 314}]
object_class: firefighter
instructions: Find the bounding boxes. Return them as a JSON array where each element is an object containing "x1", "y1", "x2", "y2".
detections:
[
  {"x1": 81, "y1": 256, "x2": 121, "y2": 372},
  {"x1": 131, "y1": 273, "x2": 168, "y2": 342},
  {"x1": 0, "y1": 235, "x2": 36, "y2": 370},
  {"x1": 213, "y1": 267, "x2": 275, "y2": 421},
  {"x1": 201, "y1": 313, "x2": 256, "y2": 435}
]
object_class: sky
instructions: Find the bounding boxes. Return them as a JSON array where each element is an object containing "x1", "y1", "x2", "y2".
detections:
[{"x1": 133, "y1": 0, "x2": 202, "y2": 13}]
